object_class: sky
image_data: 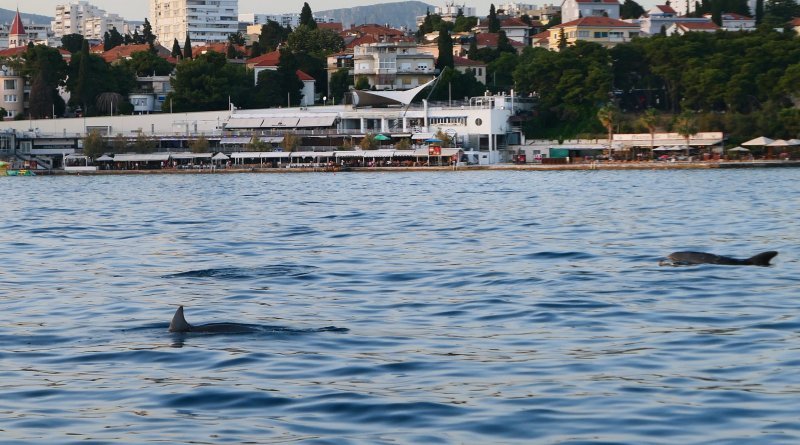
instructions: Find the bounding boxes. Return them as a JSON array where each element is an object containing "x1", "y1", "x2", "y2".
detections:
[{"x1": 3, "y1": 0, "x2": 662, "y2": 20}]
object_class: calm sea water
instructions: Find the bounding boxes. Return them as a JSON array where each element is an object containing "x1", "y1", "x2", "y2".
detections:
[{"x1": 0, "y1": 169, "x2": 798, "y2": 444}]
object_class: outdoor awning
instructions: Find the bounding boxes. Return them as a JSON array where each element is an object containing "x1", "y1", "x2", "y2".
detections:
[
  {"x1": 225, "y1": 118, "x2": 264, "y2": 129},
  {"x1": 113, "y1": 154, "x2": 171, "y2": 162},
  {"x1": 297, "y1": 116, "x2": 337, "y2": 127},
  {"x1": 362, "y1": 149, "x2": 396, "y2": 158},
  {"x1": 262, "y1": 136, "x2": 284, "y2": 143},
  {"x1": 96, "y1": 154, "x2": 114, "y2": 161},
  {"x1": 411, "y1": 133, "x2": 435, "y2": 140},
  {"x1": 411, "y1": 148, "x2": 462, "y2": 156},
  {"x1": 262, "y1": 117, "x2": 300, "y2": 128},
  {"x1": 212, "y1": 152, "x2": 230, "y2": 160},
  {"x1": 170, "y1": 152, "x2": 213, "y2": 159},
  {"x1": 221, "y1": 136, "x2": 251, "y2": 145},
  {"x1": 65, "y1": 153, "x2": 88, "y2": 159},
  {"x1": 231, "y1": 151, "x2": 290, "y2": 159},
  {"x1": 333, "y1": 151, "x2": 365, "y2": 158},
  {"x1": 289, "y1": 151, "x2": 334, "y2": 158}
]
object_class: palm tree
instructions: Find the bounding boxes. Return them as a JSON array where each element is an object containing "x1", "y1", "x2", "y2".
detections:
[
  {"x1": 674, "y1": 111, "x2": 697, "y2": 157},
  {"x1": 597, "y1": 103, "x2": 621, "y2": 160},
  {"x1": 638, "y1": 108, "x2": 659, "y2": 160}
]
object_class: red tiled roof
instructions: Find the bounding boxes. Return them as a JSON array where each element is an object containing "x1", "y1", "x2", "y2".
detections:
[
  {"x1": 318, "y1": 22, "x2": 344, "y2": 32},
  {"x1": 453, "y1": 55, "x2": 484, "y2": 66},
  {"x1": 655, "y1": 5, "x2": 677, "y2": 14},
  {"x1": 9, "y1": 9, "x2": 25, "y2": 36},
  {"x1": 0, "y1": 46, "x2": 26, "y2": 58},
  {"x1": 349, "y1": 24, "x2": 405, "y2": 36},
  {"x1": 90, "y1": 42, "x2": 105, "y2": 53},
  {"x1": 554, "y1": 16, "x2": 640, "y2": 28},
  {"x1": 532, "y1": 30, "x2": 551, "y2": 43},
  {"x1": 296, "y1": 70, "x2": 314, "y2": 81},
  {"x1": 347, "y1": 34, "x2": 378, "y2": 49},
  {"x1": 576, "y1": 0, "x2": 620, "y2": 3},
  {"x1": 100, "y1": 44, "x2": 171, "y2": 63},
  {"x1": 791, "y1": 17, "x2": 800, "y2": 26},
  {"x1": 248, "y1": 50, "x2": 281, "y2": 67},
  {"x1": 678, "y1": 21, "x2": 720, "y2": 30}
]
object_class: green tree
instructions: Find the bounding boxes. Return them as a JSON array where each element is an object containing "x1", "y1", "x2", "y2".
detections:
[
  {"x1": 299, "y1": 2, "x2": 318, "y2": 29},
  {"x1": 755, "y1": 0, "x2": 764, "y2": 23},
  {"x1": 453, "y1": 15, "x2": 478, "y2": 33},
  {"x1": 246, "y1": 134, "x2": 270, "y2": 151},
  {"x1": 22, "y1": 45, "x2": 68, "y2": 117},
  {"x1": 467, "y1": 35, "x2": 479, "y2": 59},
  {"x1": 674, "y1": 111, "x2": 697, "y2": 147},
  {"x1": 355, "y1": 75, "x2": 371, "y2": 90},
  {"x1": 76, "y1": 40, "x2": 91, "y2": 113},
  {"x1": 488, "y1": 51, "x2": 518, "y2": 90},
  {"x1": 142, "y1": 18, "x2": 156, "y2": 50},
  {"x1": 60, "y1": 33, "x2": 84, "y2": 53},
  {"x1": 165, "y1": 51, "x2": 252, "y2": 112},
  {"x1": 171, "y1": 38, "x2": 183, "y2": 59},
  {"x1": 228, "y1": 31, "x2": 246, "y2": 46},
  {"x1": 122, "y1": 50, "x2": 174, "y2": 76},
  {"x1": 259, "y1": 20, "x2": 291, "y2": 52},
  {"x1": 251, "y1": 50, "x2": 304, "y2": 108},
  {"x1": 286, "y1": 27, "x2": 345, "y2": 56},
  {"x1": 620, "y1": 0, "x2": 646, "y2": 19},
  {"x1": 329, "y1": 68, "x2": 352, "y2": 104},
  {"x1": 436, "y1": 28, "x2": 454, "y2": 71},
  {"x1": 488, "y1": 4, "x2": 501, "y2": 33},
  {"x1": 103, "y1": 27, "x2": 124, "y2": 51},
  {"x1": 83, "y1": 130, "x2": 106, "y2": 159},
  {"x1": 638, "y1": 108, "x2": 659, "y2": 158},
  {"x1": 597, "y1": 103, "x2": 621, "y2": 155},
  {"x1": 183, "y1": 33, "x2": 193, "y2": 59},
  {"x1": 189, "y1": 135, "x2": 210, "y2": 153},
  {"x1": 557, "y1": 27, "x2": 567, "y2": 50},
  {"x1": 283, "y1": 132, "x2": 300, "y2": 152},
  {"x1": 428, "y1": 66, "x2": 486, "y2": 101},
  {"x1": 133, "y1": 133, "x2": 157, "y2": 153},
  {"x1": 359, "y1": 133, "x2": 377, "y2": 150}
]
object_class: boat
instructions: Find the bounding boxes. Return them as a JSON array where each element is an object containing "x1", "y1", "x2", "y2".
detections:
[{"x1": 5, "y1": 169, "x2": 35, "y2": 176}]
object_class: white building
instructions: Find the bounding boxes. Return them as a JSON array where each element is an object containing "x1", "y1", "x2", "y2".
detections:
[
  {"x1": 151, "y1": 0, "x2": 239, "y2": 46},
  {"x1": 636, "y1": 5, "x2": 713, "y2": 35},
  {"x1": 353, "y1": 42, "x2": 436, "y2": 91},
  {"x1": 561, "y1": 0, "x2": 620, "y2": 24},
  {"x1": 0, "y1": 20, "x2": 56, "y2": 48},
  {"x1": 417, "y1": 2, "x2": 477, "y2": 28},
  {"x1": 51, "y1": 1, "x2": 127, "y2": 40},
  {"x1": 238, "y1": 13, "x2": 336, "y2": 28}
]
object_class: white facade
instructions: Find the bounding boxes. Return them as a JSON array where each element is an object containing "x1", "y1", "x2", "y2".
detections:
[
  {"x1": 435, "y1": 2, "x2": 477, "y2": 18},
  {"x1": 238, "y1": 13, "x2": 336, "y2": 28},
  {"x1": 151, "y1": 0, "x2": 239, "y2": 45},
  {"x1": 0, "y1": 21, "x2": 56, "y2": 48},
  {"x1": 51, "y1": 1, "x2": 127, "y2": 40},
  {"x1": 561, "y1": 0, "x2": 620, "y2": 23},
  {"x1": 498, "y1": 3, "x2": 537, "y2": 15},
  {"x1": 353, "y1": 42, "x2": 436, "y2": 91}
]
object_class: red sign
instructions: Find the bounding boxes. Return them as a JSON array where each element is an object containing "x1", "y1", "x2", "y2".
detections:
[{"x1": 428, "y1": 146, "x2": 441, "y2": 156}]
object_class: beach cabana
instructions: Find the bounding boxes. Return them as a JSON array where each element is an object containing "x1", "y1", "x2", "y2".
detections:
[{"x1": 741, "y1": 136, "x2": 774, "y2": 146}]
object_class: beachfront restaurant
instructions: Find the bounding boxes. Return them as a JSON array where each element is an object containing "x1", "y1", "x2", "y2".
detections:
[{"x1": 230, "y1": 148, "x2": 464, "y2": 168}]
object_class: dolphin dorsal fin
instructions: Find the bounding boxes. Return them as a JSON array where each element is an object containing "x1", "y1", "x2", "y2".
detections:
[
  {"x1": 747, "y1": 251, "x2": 778, "y2": 266},
  {"x1": 169, "y1": 306, "x2": 192, "y2": 332}
]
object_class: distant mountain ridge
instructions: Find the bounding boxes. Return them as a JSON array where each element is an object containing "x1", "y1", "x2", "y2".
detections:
[
  {"x1": 317, "y1": 1, "x2": 434, "y2": 30},
  {"x1": 0, "y1": 8, "x2": 52, "y2": 25}
]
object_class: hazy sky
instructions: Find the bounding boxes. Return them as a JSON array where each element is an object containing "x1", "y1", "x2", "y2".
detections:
[{"x1": 3, "y1": 0, "x2": 661, "y2": 20}]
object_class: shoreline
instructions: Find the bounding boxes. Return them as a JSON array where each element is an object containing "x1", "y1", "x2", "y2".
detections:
[{"x1": 21, "y1": 159, "x2": 800, "y2": 176}]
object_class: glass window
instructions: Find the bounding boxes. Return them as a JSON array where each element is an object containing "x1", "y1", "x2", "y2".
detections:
[{"x1": 3, "y1": 79, "x2": 16, "y2": 90}]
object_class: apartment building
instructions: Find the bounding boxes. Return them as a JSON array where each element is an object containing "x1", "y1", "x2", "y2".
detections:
[
  {"x1": 51, "y1": 1, "x2": 127, "y2": 40},
  {"x1": 151, "y1": 0, "x2": 238, "y2": 45}
]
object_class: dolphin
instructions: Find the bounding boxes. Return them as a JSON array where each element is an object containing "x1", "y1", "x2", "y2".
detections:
[
  {"x1": 168, "y1": 306, "x2": 262, "y2": 334},
  {"x1": 661, "y1": 251, "x2": 778, "y2": 266}
]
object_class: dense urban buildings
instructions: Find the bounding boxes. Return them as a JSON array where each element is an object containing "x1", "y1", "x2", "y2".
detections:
[{"x1": 150, "y1": 0, "x2": 239, "y2": 45}]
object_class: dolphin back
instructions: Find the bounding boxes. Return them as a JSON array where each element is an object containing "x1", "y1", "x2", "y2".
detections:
[{"x1": 745, "y1": 251, "x2": 778, "y2": 266}]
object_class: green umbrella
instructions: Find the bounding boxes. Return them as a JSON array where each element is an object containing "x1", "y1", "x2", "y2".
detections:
[
  {"x1": 0, "y1": 161, "x2": 7, "y2": 167},
  {"x1": 374, "y1": 134, "x2": 391, "y2": 141}
]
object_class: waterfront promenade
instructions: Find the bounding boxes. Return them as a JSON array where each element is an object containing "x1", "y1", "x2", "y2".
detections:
[{"x1": 30, "y1": 159, "x2": 800, "y2": 175}]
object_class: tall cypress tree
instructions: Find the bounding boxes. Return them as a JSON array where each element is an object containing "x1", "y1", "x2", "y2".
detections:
[
  {"x1": 755, "y1": 0, "x2": 764, "y2": 23},
  {"x1": 488, "y1": 4, "x2": 501, "y2": 33},
  {"x1": 171, "y1": 38, "x2": 182, "y2": 59},
  {"x1": 77, "y1": 39, "x2": 90, "y2": 113},
  {"x1": 299, "y1": 2, "x2": 317, "y2": 29},
  {"x1": 183, "y1": 33, "x2": 193, "y2": 59},
  {"x1": 436, "y1": 27, "x2": 454, "y2": 71}
]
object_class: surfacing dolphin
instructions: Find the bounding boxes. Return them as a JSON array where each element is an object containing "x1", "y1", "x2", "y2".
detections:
[
  {"x1": 169, "y1": 306, "x2": 263, "y2": 334},
  {"x1": 168, "y1": 306, "x2": 349, "y2": 334},
  {"x1": 660, "y1": 251, "x2": 778, "y2": 267}
]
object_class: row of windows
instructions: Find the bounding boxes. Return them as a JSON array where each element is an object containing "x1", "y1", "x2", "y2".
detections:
[
  {"x1": 3, "y1": 94, "x2": 18, "y2": 102},
  {"x1": 4, "y1": 80, "x2": 17, "y2": 90}
]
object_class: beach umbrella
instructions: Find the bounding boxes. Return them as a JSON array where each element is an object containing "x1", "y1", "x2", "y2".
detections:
[
  {"x1": 652, "y1": 146, "x2": 674, "y2": 151},
  {"x1": 96, "y1": 154, "x2": 114, "y2": 161},
  {"x1": 741, "y1": 136, "x2": 774, "y2": 146},
  {"x1": 212, "y1": 152, "x2": 230, "y2": 161},
  {"x1": 727, "y1": 146, "x2": 749, "y2": 152},
  {"x1": 766, "y1": 139, "x2": 790, "y2": 147},
  {"x1": 374, "y1": 134, "x2": 391, "y2": 141},
  {"x1": 787, "y1": 139, "x2": 800, "y2": 145},
  {"x1": 425, "y1": 137, "x2": 443, "y2": 143}
]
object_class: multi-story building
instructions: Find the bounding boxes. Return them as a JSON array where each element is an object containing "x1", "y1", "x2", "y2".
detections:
[
  {"x1": 352, "y1": 42, "x2": 436, "y2": 91},
  {"x1": 0, "y1": 11, "x2": 27, "y2": 119},
  {"x1": 238, "y1": 13, "x2": 336, "y2": 28},
  {"x1": 151, "y1": 0, "x2": 238, "y2": 46},
  {"x1": 636, "y1": 5, "x2": 712, "y2": 35},
  {"x1": 0, "y1": 20, "x2": 55, "y2": 48},
  {"x1": 51, "y1": 1, "x2": 127, "y2": 40},
  {"x1": 417, "y1": 2, "x2": 477, "y2": 28},
  {"x1": 549, "y1": 16, "x2": 640, "y2": 49},
  {"x1": 561, "y1": 0, "x2": 621, "y2": 23}
]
